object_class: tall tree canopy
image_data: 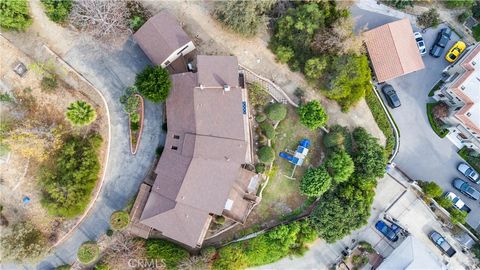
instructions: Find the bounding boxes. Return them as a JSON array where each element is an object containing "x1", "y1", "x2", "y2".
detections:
[{"x1": 0, "y1": 0, "x2": 32, "y2": 31}]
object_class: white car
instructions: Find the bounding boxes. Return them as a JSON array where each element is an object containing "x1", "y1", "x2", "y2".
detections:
[
  {"x1": 445, "y1": 192, "x2": 471, "y2": 213},
  {"x1": 457, "y1": 162, "x2": 480, "y2": 184},
  {"x1": 414, "y1": 32, "x2": 426, "y2": 55}
]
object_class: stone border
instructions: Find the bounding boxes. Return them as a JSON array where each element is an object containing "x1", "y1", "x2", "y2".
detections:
[{"x1": 129, "y1": 94, "x2": 145, "y2": 155}]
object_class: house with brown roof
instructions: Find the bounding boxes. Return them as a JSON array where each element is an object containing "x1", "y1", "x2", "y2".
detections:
[
  {"x1": 133, "y1": 11, "x2": 195, "y2": 70},
  {"x1": 364, "y1": 18, "x2": 425, "y2": 82},
  {"x1": 130, "y1": 55, "x2": 260, "y2": 248},
  {"x1": 433, "y1": 44, "x2": 480, "y2": 152}
]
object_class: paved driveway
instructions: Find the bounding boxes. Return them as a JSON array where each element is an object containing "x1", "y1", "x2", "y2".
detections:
[
  {"x1": 382, "y1": 25, "x2": 480, "y2": 229},
  {"x1": 32, "y1": 38, "x2": 165, "y2": 269}
]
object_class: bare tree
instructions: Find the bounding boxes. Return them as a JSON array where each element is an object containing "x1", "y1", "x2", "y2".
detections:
[
  {"x1": 102, "y1": 232, "x2": 153, "y2": 269},
  {"x1": 432, "y1": 102, "x2": 449, "y2": 119},
  {"x1": 311, "y1": 16, "x2": 364, "y2": 56},
  {"x1": 70, "y1": 0, "x2": 131, "y2": 42}
]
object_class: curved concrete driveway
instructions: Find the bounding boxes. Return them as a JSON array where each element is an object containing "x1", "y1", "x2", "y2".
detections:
[{"x1": 31, "y1": 39, "x2": 165, "y2": 269}]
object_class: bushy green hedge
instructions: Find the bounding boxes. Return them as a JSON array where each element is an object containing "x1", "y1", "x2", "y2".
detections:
[
  {"x1": 212, "y1": 220, "x2": 317, "y2": 270},
  {"x1": 0, "y1": 0, "x2": 32, "y2": 31},
  {"x1": 40, "y1": 133, "x2": 102, "y2": 217},
  {"x1": 257, "y1": 146, "x2": 275, "y2": 163},
  {"x1": 77, "y1": 242, "x2": 99, "y2": 264},
  {"x1": 364, "y1": 88, "x2": 396, "y2": 156},
  {"x1": 110, "y1": 211, "x2": 130, "y2": 230},
  {"x1": 135, "y1": 66, "x2": 172, "y2": 103},
  {"x1": 146, "y1": 239, "x2": 189, "y2": 269},
  {"x1": 260, "y1": 122, "x2": 275, "y2": 139},
  {"x1": 41, "y1": 0, "x2": 72, "y2": 23},
  {"x1": 265, "y1": 103, "x2": 287, "y2": 122}
]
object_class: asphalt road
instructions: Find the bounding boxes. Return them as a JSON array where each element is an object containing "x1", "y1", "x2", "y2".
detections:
[{"x1": 32, "y1": 38, "x2": 166, "y2": 269}]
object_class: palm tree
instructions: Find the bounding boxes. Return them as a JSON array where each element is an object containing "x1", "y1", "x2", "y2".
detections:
[{"x1": 65, "y1": 100, "x2": 97, "y2": 126}]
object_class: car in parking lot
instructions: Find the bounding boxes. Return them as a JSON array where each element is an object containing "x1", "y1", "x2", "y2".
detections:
[
  {"x1": 381, "y1": 84, "x2": 401, "y2": 108},
  {"x1": 430, "y1": 28, "x2": 452, "y2": 58},
  {"x1": 429, "y1": 231, "x2": 456, "y2": 257},
  {"x1": 457, "y1": 162, "x2": 480, "y2": 184},
  {"x1": 445, "y1": 192, "x2": 471, "y2": 213},
  {"x1": 375, "y1": 220, "x2": 399, "y2": 242},
  {"x1": 452, "y1": 178, "x2": 480, "y2": 200},
  {"x1": 445, "y1": 41, "x2": 466, "y2": 63},
  {"x1": 414, "y1": 32, "x2": 426, "y2": 55}
]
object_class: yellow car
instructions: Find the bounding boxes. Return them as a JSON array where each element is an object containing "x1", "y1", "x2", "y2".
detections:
[{"x1": 445, "y1": 41, "x2": 466, "y2": 63}]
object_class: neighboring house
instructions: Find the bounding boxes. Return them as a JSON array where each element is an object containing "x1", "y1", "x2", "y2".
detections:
[
  {"x1": 433, "y1": 44, "x2": 480, "y2": 152},
  {"x1": 133, "y1": 11, "x2": 195, "y2": 71},
  {"x1": 364, "y1": 18, "x2": 425, "y2": 82},
  {"x1": 130, "y1": 55, "x2": 259, "y2": 248},
  {"x1": 377, "y1": 236, "x2": 447, "y2": 270}
]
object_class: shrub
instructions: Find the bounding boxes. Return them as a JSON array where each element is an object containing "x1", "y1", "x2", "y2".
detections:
[
  {"x1": 472, "y1": 242, "x2": 480, "y2": 260},
  {"x1": 450, "y1": 208, "x2": 467, "y2": 224},
  {"x1": 260, "y1": 122, "x2": 275, "y2": 140},
  {"x1": 255, "y1": 163, "x2": 266, "y2": 173},
  {"x1": 213, "y1": 0, "x2": 275, "y2": 36},
  {"x1": 257, "y1": 146, "x2": 275, "y2": 163},
  {"x1": 214, "y1": 215, "x2": 225, "y2": 225},
  {"x1": 0, "y1": 93, "x2": 14, "y2": 102},
  {"x1": 66, "y1": 100, "x2": 97, "y2": 126},
  {"x1": 40, "y1": 76, "x2": 58, "y2": 92},
  {"x1": 110, "y1": 211, "x2": 130, "y2": 230},
  {"x1": 93, "y1": 263, "x2": 109, "y2": 270},
  {"x1": 297, "y1": 100, "x2": 328, "y2": 130},
  {"x1": 77, "y1": 242, "x2": 100, "y2": 264},
  {"x1": 247, "y1": 82, "x2": 269, "y2": 107},
  {"x1": 129, "y1": 15, "x2": 145, "y2": 31},
  {"x1": 325, "y1": 149, "x2": 355, "y2": 184},
  {"x1": 40, "y1": 133, "x2": 102, "y2": 217},
  {"x1": 420, "y1": 181, "x2": 443, "y2": 199},
  {"x1": 56, "y1": 265, "x2": 71, "y2": 270},
  {"x1": 304, "y1": 57, "x2": 327, "y2": 80},
  {"x1": 41, "y1": 0, "x2": 72, "y2": 23},
  {"x1": 120, "y1": 91, "x2": 140, "y2": 115},
  {"x1": 473, "y1": 24, "x2": 480, "y2": 41},
  {"x1": 300, "y1": 166, "x2": 332, "y2": 197},
  {"x1": 265, "y1": 103, "x2": 287, "y2": 122},
  {"x1": 106, "y1": 229, "x2": 114, "y2": 237},
  {"x1": 255, "y1": 113, "x2": 267, "y2": 123},
  {"x1": 130, "y1": 121, "x2": 139, "y2": 132},
  {"x1": 436, "y1": 196, "x2": 452, "y2": 209},
  {"x1": 0, "y1": 0, "x2": 32, "y2": 31},
  {"x1": 273, "y1": 45, "x2": 294, "y2": 64},
  {"x1": 417, "y1": 8, "x2": 440, "y2": 28},
  {"x1": 457, "y1": 10, "x2": 472, "y2": 23},
  {"x1": 323, "y1": 130, "x2": 345, "y2": 149},
  {"x1": 444, "y1": 0, "x2": 474, "y2": 8},
  {"x1": 146, "y1": 239, "x2": 189, "y2": 269},
  {"x1": 130, "y1": 112, "x2": 140, "y2": 123},
  {"x1": 352, "y1": 127, "x2": 387, "y2": 180},
  {"x1": 135, "y1": 66, "x2": 172, "y2": 103},
  {"x1": 0, "y1": 221, "x2": 47, "y2": 262}
]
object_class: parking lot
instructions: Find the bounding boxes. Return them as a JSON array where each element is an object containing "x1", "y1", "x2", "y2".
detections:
[{"x1": 380, "y1": 23, "x2": 480, "y2": 229}]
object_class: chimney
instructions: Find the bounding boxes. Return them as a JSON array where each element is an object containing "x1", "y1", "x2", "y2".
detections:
[{"x1": 223, "y1": 84, "x2": 230, "y2": 92}]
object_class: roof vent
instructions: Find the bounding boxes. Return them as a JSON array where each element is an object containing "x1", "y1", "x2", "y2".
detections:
[
  {"x1": 199, "y1": 84, "x2": 204, "y2": 90},
  {"x1": 472, "y1": 61, "x2": 476, "y2": 66},
  {"x1": 223, "y1": 84, "x2": 230, "y2": 92}
]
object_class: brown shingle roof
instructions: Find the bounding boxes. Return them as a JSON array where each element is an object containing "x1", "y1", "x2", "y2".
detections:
[
  {"x1": 365, "y1": 18, "x2": 425, "y2": 82},
  {"x1": 133, "y1": 11, "x2": 192, "y2": 65},
  {"x1": 140, "y1": 56, "x2": 252, "y2": 247}
]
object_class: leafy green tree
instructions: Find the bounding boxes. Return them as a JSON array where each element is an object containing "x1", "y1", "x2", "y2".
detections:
[
  {"x1": 265, "y1": 103, "x2": 287, "y2": 122},
  {"x1": 0, "y1": 221, "x2": 46, "y2": 262},
  {"x1": 325, "y1": 149, "x2": 355, "y2": 184},
  {"x1": 417, "y1": 8, "x2": 440, "y2": 28},
  {"x1": 323, "y1": 55, "x2": 372, "y2": 111},
  {"x1": 304, "y1": 57, "x2": 327, "y2": 80},
  {"x1": 135, "y1": 66, "x2": 172, "y2": 103},
  {"x1": 0, "y1": 0, "x2": 32, "y2": 31},
  {"x1": 213, "y1": 0, "x2": 275, "y2": 36},
  {"x1": 146, "y1": 239, "x2": 189, "y2": 269},
  {"x1": 66, "y1": 100, "x2": 97, "y2": 126},
  {"x1": 323, "y1": 130, "x2": 345, "y2": 149},
  {"x1": 40, "y1": 133, "x2": 102, "y2": 217},
  {"x1": 444, "y1": 0, "x2": 474, "y2": 8},
  {"x1": 41, "y1": 0, "x2": 72, "y2": 23},
  {"x1": 258, "y1": 146, "x2": 275, "y2": 163},
  {"x1": 273, "y1": 45, "x2": 295, "y2": 64},
  {"x1": 300, "y1": 166, "x2": 332, "y2": 197},
  {"x1": 352, "y1": 127, "x2": 386, "y2": 180},
  {"x1": 297, "y1": 100, "x2": 328, "y2": 130},
  {"x1": 260, "y1": 122, "x2": 276, "y2": 140},
  {"x1": 420, "y1": 181, "x2": 443, "y2": 199},
  {"x1": 449, "y1": 208, "x2": 467, "y2": 225}
]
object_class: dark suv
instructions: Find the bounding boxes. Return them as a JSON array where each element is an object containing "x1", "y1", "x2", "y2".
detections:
[
  {"x1": 430, "y1": 28, "x2": 452, "y2": 57},
  {"x1": 381, "y1": 84, "x2": 401, "y2": 108},
  {"x1": 429, "y1": 231, "x2": 456, "y2": 257}
]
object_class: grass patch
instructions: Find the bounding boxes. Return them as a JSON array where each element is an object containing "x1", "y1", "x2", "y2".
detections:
[
  {"x1": 458, "y1": 147, "x2": 480, "y2": 173},
  {"x1": 426, "y1": 103, "x2": 449, "y2": 138},
  {"x1": 365, "y1": 88, "x2": 397, "y2": 157},
  {"x1": 428, "y1": 80, "x2": 444, "y2": 97}
]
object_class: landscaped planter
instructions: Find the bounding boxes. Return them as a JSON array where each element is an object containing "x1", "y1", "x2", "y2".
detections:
[{"x1": 129, "y1": 94, "x2": 144, "y2": 155}]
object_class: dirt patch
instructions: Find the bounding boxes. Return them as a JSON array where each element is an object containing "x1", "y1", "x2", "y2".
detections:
[{"x1": 0, "y1": 36, "x2": 108, "y2": 243}]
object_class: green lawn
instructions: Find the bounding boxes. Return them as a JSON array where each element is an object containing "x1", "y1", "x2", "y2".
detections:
[{"x1": 426, "y1": 103, "x2": 449, "y2": 138}]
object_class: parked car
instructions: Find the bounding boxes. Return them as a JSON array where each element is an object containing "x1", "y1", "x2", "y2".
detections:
[
  {"x1": 429, "y1": 231, "x2": 457, "y2": 257},
  {"x1": 381, "y1": 84, "x2": 401, "y2": 108},
  {"x1": 445, "y1": 41, "x2": 466, "y2": 62},
  {"x1": 430, "y1": 28, "x2": 452, "y2": 58},
  {"x1": 457, "y1": 162, "x2": 480, "y2": 184},
  {"x1": 452, "y1": 178, "x2": 480, "y2": 200},
  {"x1": 414, "y1": 32, "x2": 426, "y2": 55},
  {"x1": 445, "y1": 191, "x2": 471, "y2": 213},
  {"x1": 375, "y1": 220, "x2": 399, "y2": 242}
]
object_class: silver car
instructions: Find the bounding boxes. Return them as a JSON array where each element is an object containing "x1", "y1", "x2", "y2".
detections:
[
  {"x1": 457, "y1": 163, "x2": 480, "y2": 184},
  {"x1": 452, "y1": 178, "x2": 480, "y2": 200}
]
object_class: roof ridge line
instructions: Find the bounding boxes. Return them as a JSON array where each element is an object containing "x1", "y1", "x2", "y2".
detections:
[{"x1": 388, "y1": 21, "x2": 407, "y2": 74}]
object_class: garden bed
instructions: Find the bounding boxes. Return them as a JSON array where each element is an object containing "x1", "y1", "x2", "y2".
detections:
[
  {"x1": 129, "y1": 94, "x2": 144, "y2": 154},
  {"x1": 458, "y1": 147, "x2": 480, "y2": 173},
  {"x1": 426, "y1": 103, "x2": 449, "y2": 138}
]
